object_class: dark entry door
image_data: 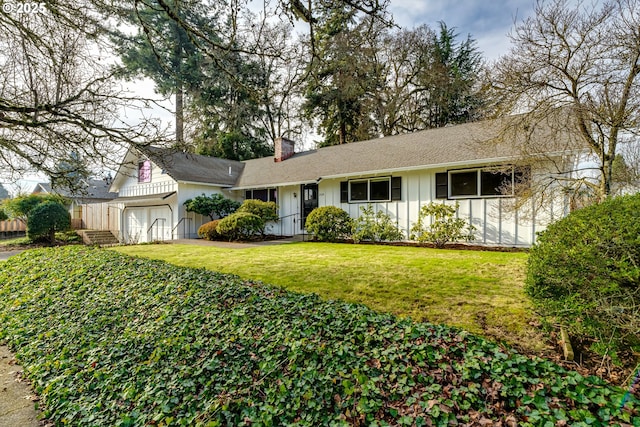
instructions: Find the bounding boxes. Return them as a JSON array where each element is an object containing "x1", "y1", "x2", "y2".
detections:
[{"x1": 301, "y1": 183, "x2": 318, "y2": 229}]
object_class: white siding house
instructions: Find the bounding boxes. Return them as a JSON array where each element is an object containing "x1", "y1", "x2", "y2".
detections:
[
  {"x1": 108, "y1": 119, "x2": 573, "y2": 246},
  {"x1": 109, "y1": 147, "x2": 244, "y2": 243}
]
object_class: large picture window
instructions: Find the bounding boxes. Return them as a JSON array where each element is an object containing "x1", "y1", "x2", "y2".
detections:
[
  {"x1": 437, "y1": 166, "x2": 528, "y2": 199},
  {"x1": 340, "y1": 177, "x2": 402, "y2": 203}
]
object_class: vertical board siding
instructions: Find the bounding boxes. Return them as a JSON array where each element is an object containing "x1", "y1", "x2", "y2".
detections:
[{"x1": 267, "y1": 170, "x2": 563, "y2": 247}]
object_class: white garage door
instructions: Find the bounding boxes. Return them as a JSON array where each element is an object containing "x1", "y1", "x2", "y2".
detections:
[
  {"x1": 125, "y1": 208, "x2": 146, "y2": 243},
  {"x1": 124, "y1": 206, "x2": 172, "y2": 243},
  {"x1": 148, "y1": 207, "x2": 172, "y2": 242}
]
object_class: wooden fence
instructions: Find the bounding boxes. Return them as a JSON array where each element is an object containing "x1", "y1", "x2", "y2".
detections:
[
  {"x1": 80, "y1": 202, "x2": 120, "y2": 232},
  {"x1": 0, "y1": 219, "x2": 26, "y2": 239}
]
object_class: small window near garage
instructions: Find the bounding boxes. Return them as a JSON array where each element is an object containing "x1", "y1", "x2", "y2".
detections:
[
  {"x1": 253, "y1": 189, "x2": 269, "y2": 202},
  {"x1": 138, "y1": 160, "x2": 151, "y2": 183}
]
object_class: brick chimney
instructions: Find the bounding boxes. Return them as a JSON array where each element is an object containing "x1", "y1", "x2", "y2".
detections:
[{"x1": 274, "y1": 137, "x2": 295, "y2": 162}]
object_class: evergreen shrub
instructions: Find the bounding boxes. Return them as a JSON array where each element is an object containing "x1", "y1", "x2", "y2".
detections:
[
  {"x1": 198, "y1": 220, "x2": 222, "y2": 241},
  {"x1": 238, "y1": 199, "x2": 278, "y2": 236},
  {"x1": 305, "y1": 206, "x2": 353, "y2": 242},
  {"x1": 352, "y1": 204, "x2": 404, "y2": 243},
  {"x1": 526, "y1": 193, "x2": 640, "y2": 355},
  {"x1": 26, "y1": 201, "x2": 70, "y2": 243},
  {"x1": 217, "y1": 212, "x2": 264, "y2": 241},
  {"x1": 410, "y1": 202, "x2": 475, "y2": 248}
]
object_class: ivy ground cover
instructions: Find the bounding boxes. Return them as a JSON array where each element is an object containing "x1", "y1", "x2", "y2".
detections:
[{"x1": 0, "y1": 247, "x2": 638, "y2": 426}]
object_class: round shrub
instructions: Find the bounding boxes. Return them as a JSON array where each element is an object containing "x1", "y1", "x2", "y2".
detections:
[
  {"x1": 198, "y1": 220, "x2": 222, "y2": 241},
  {"x1": 27, "y1": 201, "x2": 70, "y2": 243},
  {"x1": 305, "y1": 206, "x2": 353, "y2": 242},
  {"x1": 526, "y1": 193, "x2": 640, "y2": 354},
  {"x1": 238, "y1": 199, "x2": 278, "y2": 222},
  {"x1": 238, "y1": 199, "x2": 278, "y2": 236},
  {"x1": 217, "y1": 212, "x2": 264, "y2": 241}
]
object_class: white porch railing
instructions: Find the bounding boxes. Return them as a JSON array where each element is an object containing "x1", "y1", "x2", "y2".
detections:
[{"x1": 119, "y1": 181, "x2": 177, "y2": 198}]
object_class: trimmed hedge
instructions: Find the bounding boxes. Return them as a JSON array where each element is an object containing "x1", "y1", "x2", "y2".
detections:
[
  {"x1": 305, "y1": 206, "x2": 353, "y2": 242},
  {"x1": 237, "y1": 199, "x2": 278, "y2": 222},
  {"x1": 526, "y1": 193, "x2": 640, "y2": 355},
  {"x1": 0, "y1": 247, "x2": 637, "y2": 425},
  {"x1": 237, "y1": 199, "x2": 278, "y2": 237},
  {"x1": 197, "y1": 219, "x2": 222, "y2": 241},
  {"x1": 217, "y1": 211, "x2": 264, "y2": 240}
]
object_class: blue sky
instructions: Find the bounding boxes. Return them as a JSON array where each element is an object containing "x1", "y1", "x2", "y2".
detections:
[{"x1": 391, "y1": 0, "x2": 536, "y2": 61}]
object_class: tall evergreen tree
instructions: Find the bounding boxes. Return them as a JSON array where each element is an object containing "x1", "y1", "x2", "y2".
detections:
[
  {"x1": 303, "y1": 4, "x2": 391, "y2": 146},
  {"x1": 114, "y1": 1, "x2": 273, "y2": 159},
  {"x1": 191, "y1": 47, "x2": 273, "y2": 160},
  {"x1": 421, "y1": 22, "x2": 485, "y2": 128},
  {"x1": 114, "y1": 0, "x2": 210, "y2": 146}
]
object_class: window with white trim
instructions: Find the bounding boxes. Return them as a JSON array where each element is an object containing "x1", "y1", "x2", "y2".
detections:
[
  {"x1": 436, "y1": 166, "x2": 529, "y2": 199},
  {"x1": 340, "y1": 177, "x2": 402, "y2": 203}
]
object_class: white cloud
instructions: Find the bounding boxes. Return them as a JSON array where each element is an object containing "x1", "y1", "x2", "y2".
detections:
[{"x1": 390, "y1": 0, "x2": 535, "y2": 61}]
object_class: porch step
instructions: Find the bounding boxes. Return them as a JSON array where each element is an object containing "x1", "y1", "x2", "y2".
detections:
[{"x1": 79, "y1": 230, "x2": 119, "y2": 247}]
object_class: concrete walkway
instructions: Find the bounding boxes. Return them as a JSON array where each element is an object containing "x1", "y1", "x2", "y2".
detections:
[
  {"x1": 0, "y1": 250, "x2": 24, "y2": 262},
  {"x1": 0, "y1": 346, "x2": 41, "y2": 427}
]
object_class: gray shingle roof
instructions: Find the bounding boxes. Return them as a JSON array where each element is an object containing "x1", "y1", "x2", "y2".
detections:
[
  {"x1": 235, "y1": 120, "x2": 520, "y2": 188},
  {"x1": 141, "y1": 146, "x2": 245, "y2": 187},
  {"x1": 33, "y1": 179, "x2": 117, "y2": 202}
]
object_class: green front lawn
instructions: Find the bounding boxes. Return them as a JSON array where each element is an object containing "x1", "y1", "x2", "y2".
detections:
[{"x1": 114, "y1": 242, "x2": 542, "y2": 352}]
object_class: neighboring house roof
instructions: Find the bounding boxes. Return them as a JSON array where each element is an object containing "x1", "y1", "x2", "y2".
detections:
[
  {"x1": 32, "y1": 179, "x2": 117, "y2": 202},
  {"x1": 141, "y1": 146, "x2": 245, "y2": 187},
  {"x1": 234, "y1": 119, "x2": 558, "y2": 189}
]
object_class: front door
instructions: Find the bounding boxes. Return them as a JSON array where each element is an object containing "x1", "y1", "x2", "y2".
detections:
[{"x1": 301, "y1": 183, "x2": 318, "y2": 230}]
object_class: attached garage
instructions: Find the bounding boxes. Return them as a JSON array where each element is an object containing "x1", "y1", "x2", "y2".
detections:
[
  {"x1": 116, "y1": 192, "x2": 176, "y2": 244},
  {"x1": 123, "y1": 205, "x2": 173, "y2": 243},
  {"x1": 147, "y1": 206, "x2": 172, "y2": 242},
  {"x1": 124, "y1": 208, "x2": 146, "y2": 243}
]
